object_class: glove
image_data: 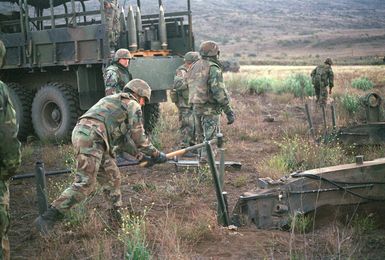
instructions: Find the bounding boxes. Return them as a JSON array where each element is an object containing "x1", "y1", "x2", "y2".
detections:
[
  {"x1": 153, "y1": 152, "x2": 167, "y2": 164},
  {"x1": 226, "y1": 111, "x2": 235, "y2": 125}
]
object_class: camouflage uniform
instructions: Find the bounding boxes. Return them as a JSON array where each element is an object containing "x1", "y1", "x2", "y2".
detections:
[
  {"x1": 172, "y1": 63, "x2": 195, "y2": 147},
  {"x1": 311, "y1": 59, "x2": 334, "y2": 106},
  {"x1": 0, "y1": 81, "x2": 21, "y2": 260},
  {"x1": 187, "y1": 42, "x2": 234, "y2": 158},
  {"x1": 104, "y1": 0, "x2": 121, "y2": 48},
  {"x1": 103, "y1": 62, "x2": 133, "y2": 96},
  {"x1": 51, "y1": 92, "x2": 160, "y2": 215}
]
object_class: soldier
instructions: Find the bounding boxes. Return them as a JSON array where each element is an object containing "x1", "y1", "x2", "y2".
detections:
[
  {"x1": 0, "y1": 40, "x2": 21, "y2": 260},
  {"x1": 187, "y1": 41, "x2": 235, "y2": 160},
  {"x1": 170, "y1": 51, "x2": 199, "y2": 151},
  {"x1": 34, "y1": 79, "x2": 167, "y2": 235},
  {"x1": 311, "y1": 57, "x2": 334, "y2": 107},
  {"x1": 104, "y1": 48, "x2": 133, "y2": 96}
]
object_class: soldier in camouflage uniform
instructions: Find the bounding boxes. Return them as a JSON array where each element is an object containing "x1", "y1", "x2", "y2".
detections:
[
  {"x1": 0, "y1": 41, "x2": 21, "y2": 260},
  {"x1": 311, "y1": 57, "x2": 334, "y2": 107},
  {"x1": 104, "y1": 48, "x2": 133, "y2": 96},
  {"x1": 34, "y1": 79, "x2": 167, "y2": 235},
  {"x1": 187, "y1": 41, "x2": 235, "y2": 160},
  {"x1": 170, "y1": 51, "x2": 200, "y2": 149},
  {"x1": 104, "y1": 0, "x2": 121, "y2": 48}
]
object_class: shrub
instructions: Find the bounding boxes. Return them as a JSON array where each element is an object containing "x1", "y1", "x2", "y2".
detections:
[
  {"x1": 282, "y1": 73, "x2": 314, "y2": 97},
  {"x1": 340, "y1": 93, "x2": 361, "y2": 115},
  {"x1": 351, "y1": 77, "x2": 374, "y2": 91},
  {"x1": 247, "y1": 77, "x2": 275, "y2": 95}
]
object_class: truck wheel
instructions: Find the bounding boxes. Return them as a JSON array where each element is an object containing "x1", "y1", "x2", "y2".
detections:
[
  {"x1": 143, "y1": 103, "x2": 160, "y2": 134},
  {"x1": 32, "y1": 83, "x2": 80, "y2": 142},
  {"x1": 7, "y1": 82, "x2": 34, "y2": 141}
]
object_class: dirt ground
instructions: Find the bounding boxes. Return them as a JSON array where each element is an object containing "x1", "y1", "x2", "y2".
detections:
[{"x1": 8, "y1": 81, "x2": 385, "y2": 259}]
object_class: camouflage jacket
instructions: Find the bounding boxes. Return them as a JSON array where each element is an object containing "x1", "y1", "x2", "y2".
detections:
[
  {"x1": 103, "y1": 63, "x2": 133, "y2": 96},
  {"x1": 80, "y1": 93, "x2": 159, "y2": 158},
  {"x1": 187, "y1": 57, "x2": 232, "y2": 115},
  {"x1": 0, "y1": 81, "x2": 21, "y2": 180},
  {"x1": 172, "y1": 64, "x2": 190, "y2": 108},
  {"x1": 311, "y1": 64, "x2": 334, "y2": 89}
]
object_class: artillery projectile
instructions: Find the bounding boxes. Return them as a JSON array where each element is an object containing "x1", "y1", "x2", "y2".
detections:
[
  {"x1": 127, "y1": 5, "x2": 138, "y2": 51},
  {"x1": 159, "y1": 5, "x2": 168, "y2": 50},
  {"x1": 135, "y1": 6, "x2": 144, "y2": 49}
]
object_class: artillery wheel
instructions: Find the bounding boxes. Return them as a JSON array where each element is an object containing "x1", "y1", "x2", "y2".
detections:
[
  {"x1": 7, "y1": 82, "x2": 34, "y2": 141},
  {"x1": 143, "y1": 103, "x2": 160, "y2": 134},
  {"x1": 32, "y1": 83, "x2": 80, "y2": 142}
]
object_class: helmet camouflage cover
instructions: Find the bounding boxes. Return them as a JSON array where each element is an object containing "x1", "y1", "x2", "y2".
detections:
[
  {"x1": 324, "y1": 57, "x2": 333, "y2": 65},
  {"x1": 114, "y1": 48, "x2": 132, "y2": 61},
  {"x1": 0, "y1": 40, "x2": 6, "y2": 68},
  {"x1": 199, "y1": 41, "x2": 219, "y2": 57},
  {"x1": 184, "y1": 51, "x2": 199, "y2": 63},
  {"x1": 123, "y1": 79, "x2": 151, "y2": 101}
]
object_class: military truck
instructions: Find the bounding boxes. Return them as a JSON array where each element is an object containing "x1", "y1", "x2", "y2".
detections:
[{"x1": 0, "y1": 0, "x2": 194, "y2": 141}]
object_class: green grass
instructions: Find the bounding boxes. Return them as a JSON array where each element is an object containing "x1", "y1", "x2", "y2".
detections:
[
  {"x1": 339, "y1": 93, "x2": 361, "y2": 115},
  {"x1": 351, "y1": 77, "x2": 374, "y2": 91},
  {"x1": 281, "y1": 73, "x2": 314, "y2": 98}
]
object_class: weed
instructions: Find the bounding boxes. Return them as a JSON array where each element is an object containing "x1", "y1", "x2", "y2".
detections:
[
  {"x1": 289, "y1": 212, "x2": 312, "y2": 233},
  {"x1": 339, "y1": 93, "x2": 361, "y2": 115},
  {"x1": 282, "y1": 73, "x2": 314, "y2": 98},
  {"x1": 351, "y1": 214, "x2": 377, "y2": 236},
  {"x1": 247, "y1": 77, "x2": 275, "y2": 95},
  {"x1": 351, "y1": 77, "x2": 374, "y2": 91},
  {"x1": 132, "y1": 180, "x2": 157, "y2": 193},
  {"x1": 233, "y1": 174, "x2": 248, "y2": 187},
  {"x1": 118, "y1": 207, "x2": 152, "y2": 260}
]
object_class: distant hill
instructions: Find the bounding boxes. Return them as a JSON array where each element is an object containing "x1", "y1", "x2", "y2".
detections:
[{"x1": 151, "y1": 0, "x2": 385, "y2": 64}]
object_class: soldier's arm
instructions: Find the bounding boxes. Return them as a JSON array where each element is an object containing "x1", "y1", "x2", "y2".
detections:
[
  {"x1": 125, "y1": 102, "x2": 160, "y2": 158},
  {"x1": 173, "y1": 69, "x2": 187, "y2": 91},
  {"x1": 208, "y1": 65, "x2": 233, "y2": 114},
  {"x1": 328, "y1": 68, "x2": 334, "y2": 88},
  {"x1": 0, "y1": 83, "x2": 21, "y2": 179},
  {"x1": 104, "y1": 69, "x2": 120, "y2": 96}
]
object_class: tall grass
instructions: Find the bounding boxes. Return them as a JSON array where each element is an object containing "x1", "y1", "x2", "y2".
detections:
[{"x1": 351, "y1": 77, "x2": 374, "y2": 91}]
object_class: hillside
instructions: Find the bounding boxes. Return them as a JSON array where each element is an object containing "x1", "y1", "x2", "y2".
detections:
[{"x1": 143, "y1": 0, "x2": 385, "y2": 64}]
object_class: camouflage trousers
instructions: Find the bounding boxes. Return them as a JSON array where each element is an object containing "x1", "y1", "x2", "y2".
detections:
[
  {"x1": 314, "y1": 84, "x2": 328, "y2": 107},
  {"x1": 193, "y1": 106, "x2": 220, "y2": 159},
  {"x1": 52, "y1": 122, "x2": 122, "y2": 214},
  {"x1": 178, "y1": 106, "x2": 195, "y2": 147},
  {"x1": 0, "y1": 179, "x2": 10, "y2": 260}
]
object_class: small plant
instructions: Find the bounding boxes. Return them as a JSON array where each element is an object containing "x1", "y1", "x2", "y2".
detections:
[
  {"x1": 118, "y1": 207, "x2": 152, "y2": 260},
  {"x1": 340, "y1": 93, "x2": 361, "y2": 115},
  {"x1": 351, "y1": 214, "x2": 377, "y2": 236},
  {"x1": 247, "y1": 77, "x2": 275, "y2": 95},
  {"x1": 233, "y1": 175, "x2": 248, "y2": 187},
  {"x1": 351, "y1": 77, "x2": 374, "y2": 91},
  {"x1": 282, "y1": 73, "x2": 314, "y2": 98},
  {"x1": 289, "y1": 212, "x2": 312, "y2": 233}
]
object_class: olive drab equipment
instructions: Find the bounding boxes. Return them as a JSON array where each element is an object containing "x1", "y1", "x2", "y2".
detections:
[
  {"x1": 123, "y1": 79, "x2": 151, "y2": 102},
  {"x1": 0, "y1": 0, "x2": 195, "y2": 141},
  {"x1": 199, "y1": 41, "x2": 220, "y2": 57}
]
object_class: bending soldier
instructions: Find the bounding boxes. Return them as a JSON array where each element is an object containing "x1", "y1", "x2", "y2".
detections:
[
  {"x1": 170, "y1": 51, "x2": 200, "y2": 150},
  {"x1": 187, "y1": 41, "x2": 235, "y2": 161},
  {"x1": 104, "y1": 48, "x2": 133, "y2": 96},
  {"x1": 311, "y1": 57, "x2": 334, "y2": 107},
  {"x1": 0, "y1": 40, "x2": 21, "y2": 260},
  {"x1": 34, "y1": 79, "x2": 167, "y2": 235}
]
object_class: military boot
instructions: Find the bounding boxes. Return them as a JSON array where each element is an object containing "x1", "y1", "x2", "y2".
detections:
[
  {"x1": 34, "y1": 206, "x2": 63, "y2": 235},
  {"x1": 108, "y1": 206, "x2": 123, "y2": 229}
]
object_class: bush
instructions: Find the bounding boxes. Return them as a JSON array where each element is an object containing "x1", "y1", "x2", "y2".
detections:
[
  {"x1": 247, "y1": 77, "x2": 275, "y2": 95},
  {"x1": 351, "y1": 77, "x2": 374, "y2": 91},
  {"x1": 282, "y1": 73, "x2": 314, "y2": 98},
  {"x1": 340, "y1": 93, "x2": 361, "y2": 115}
]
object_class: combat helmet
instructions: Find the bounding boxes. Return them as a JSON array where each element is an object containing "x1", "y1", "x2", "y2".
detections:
[
  {"x1": 324, "y1": 57, "x2": 333, "y2": 65},
  {"x1": 184, "y1": 51, "x2": 199, "y2": 63},
  {"x1": 0, "y1": 40, "x2": 6, "y2": 68},
  {"x1": 114, "y1": 48, "x2": 132, "y2": 62},
  {"x1": 123, "y1": 79, "x2": 151, "y2": 102},
  {"x1": 199, "y1": 41, "x2": 219, "y2": 57}
]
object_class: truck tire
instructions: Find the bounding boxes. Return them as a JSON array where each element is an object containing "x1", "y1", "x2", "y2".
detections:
[
  {"x1": 143, "y1": 103, "x2": 160, "y2": 134},
  {"x1": 7, "y1": 82, "x2": 34, "y2": 141},
  {"x1": 32, "y1": 83, "x2": 80, "y2": 142}
]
